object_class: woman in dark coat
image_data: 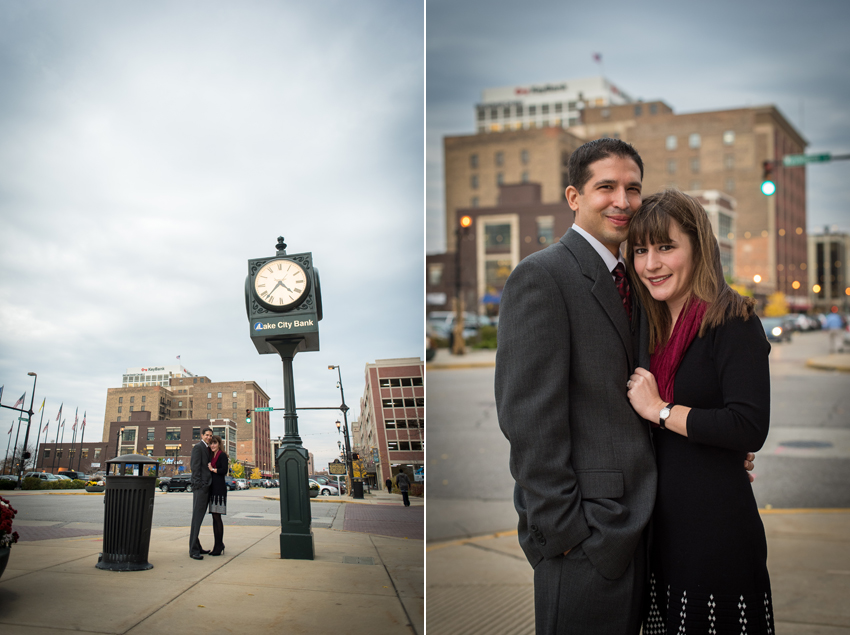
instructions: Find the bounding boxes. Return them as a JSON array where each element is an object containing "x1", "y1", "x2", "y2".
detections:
[
  {"x1": 626, "y1": 189, "x2": 773, "y2": 634},
  {"x1": 207, "y1": 435, "x2": 228, "y2": 556}
]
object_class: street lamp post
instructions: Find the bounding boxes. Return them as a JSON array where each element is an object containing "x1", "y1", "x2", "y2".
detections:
[
  {"x1": 116, "y1": 426, "x2": 125, "y2": 459},
  {"x1": 16, "y1": 372, "x2": 37, "y2": 488},
  {"x1": 329, "y1": 365, "x2": 359, "y2": 498}
]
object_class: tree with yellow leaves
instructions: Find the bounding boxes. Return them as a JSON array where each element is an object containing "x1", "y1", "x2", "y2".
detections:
[
  {"x1": 764, "y1": 292, "x2": 789, "y2": 317},
  {"x1": 230, "y1": 462, "x2": 244, "y2": 479},
  {"x1": 250, "y1": 467, "x2": 262, "y2": 480}
]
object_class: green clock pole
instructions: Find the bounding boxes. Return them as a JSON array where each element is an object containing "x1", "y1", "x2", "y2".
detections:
[{"x1": 269, "y1": 337, "x2": 314, "y2": 560}]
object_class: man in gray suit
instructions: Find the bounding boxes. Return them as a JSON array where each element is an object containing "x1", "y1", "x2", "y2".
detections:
[
  {"x1": 189, "y1": 425, "x2": 214, "y2": 560},
  {"x1": 496, "y1": 138, "x2": 655, "y2": 633}
]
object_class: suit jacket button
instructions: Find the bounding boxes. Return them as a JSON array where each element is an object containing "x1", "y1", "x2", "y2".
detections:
[
  {"x1": 530, "y1": 524, "x2": 538, "y2": 532},
  {"x1": 539, "y1": 537, "x2": 546, "y2": 546}
]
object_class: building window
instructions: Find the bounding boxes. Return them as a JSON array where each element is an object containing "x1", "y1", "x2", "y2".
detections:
[
  {"x1": 537, "y1": 216, "x2": 555, "y2": 246},
  {"x1": 689, "y1": 133, "x2": 701, "y2": 149},
  {"x1": 650, "y1": 104, "x2": 658, "y2": 115},
  {"x1": 43, "y1": 449, "x2": 50, "y2": 459},
  {"x1": 529, "y1": 105, "x2": 536, "y2": 116},
  {"x1": 118, "y1": 406, "x2": 122, "y2": 413},
  {"x1": 165, "y1": 427, "x2": 181, "y2": 441},
  {"x1": 165, "y1": 446, "x2": 180, "y2": 457},
  {"x1": 94, "y1": 449, "x2": 101, "y2": 460},
  {"x1": 117, "y1": 416, "x2": 121, "y2": 422},
  {"x1": 217, "y1": 392, "x2": 222, "y2": 398},
  {"x1": 232, "y1": 402, "x2": 238, "y2": 409},
  {"x1": 57, "y1": 449, "x2": 63, "y2": 458},
  {"x1": 723, "y1": 130, "x2": 735, "y2": 145},
  {"x1": 193, "y1": 427, "x2": 201, "y2": 440},
  {"x1": 470, "y1": 174, "x2": 479, "y2": 189},
  {"x1": 207, "y1": 403, "x2": 211, "y2": 410},
  {"x1": 725, "y1": 178, "x2": 735, "y2": 193},
  {"x1": 385, "y1": 420, "x2": 396, "y2": 429},
  {"x1": 496, "y1": 172, "x2": 504, "y2": 185},
  {"x1": 690, "y1": 158, "x2": 700, "y2": 173},
  {"x1": 666, "y1": 135, "x2": 677, "y2": 150},
  {"x1": 495, "y1": 151, "x2": 504, "y2": 167},
  {"x1": 719, "y1": 213, "x2": 733, "y2": 238},
  {"x1": 471, "y1": 196, "x2": 479, "y2": 207},
  {"x1": 521, "y1": 149, "x2": 529, "y2": 164},
  {"x1": 634, "y1": 105, "x2": 642, "y2": 116},
  {"x1": 232, "y1": 391, "x2": 237, "y2": 398},
  {"x1": 207, "y1": 392, "x2": 212, "y2": 398},
  {"x1": 119, "y1": 397, "x2": 123, "y2": 404},
  {"x1": 554, "y1": 103, "x2": 563, "y2": 113},
  {"x1": 667, "y1": 159, "x2": 677, "y2": 174},
  {"x1": 178, "y1": 401, "x2": 183, "y2": 407},
  {"x1": 541, "y1": 104, "x2": 549, "y2": 115},
  {"x1": 141, "y1": 396, "x2": 146, "y2": 402},
  {"x1": 477, "y1": 107, "x2": 485, "y2": 121},
  {"x1": 129, "y1": 406, "x2": 134, "y2": 412},
  {"x1": 148, "y1": 428, "x2": 155, "y2": 441},
  {"x1": 690, "y1": 181, "x2": 701, "y2": 190},
  {"x1": 217, "y1": 403, "x2": 222, "y2": 410},
  {"x1": 412, "y1": 377, "x2": 423, "y2": 386},
  {"x1": 387, "y1": 441, "x2": 399, "y2": 451},
  {"x1": 193, "y1": 378, "x2": 197, "y2": 384},
  {"x1": 484, "y1": 223, "x2": 511, "y2": 254},
  {"x1": 521, "y1": 171, "x2": 529, "y2": 183},
  {"x1": 130, "y1": 396, "x2": 135, "y2": 403},
  {"x1": 144, "y1": 446, "x2": 153, "y2": 457},
  {"x1": 410, "y1": 442, "x2": 423, "y2": 451},
  {"x1": 428, "y1": 263, "x2": 444, "y2": 286}
]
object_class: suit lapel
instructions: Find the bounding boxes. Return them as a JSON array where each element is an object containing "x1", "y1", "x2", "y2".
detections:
[{"x1": 563, "y1": 230, "x2": 634, "y2": 370}]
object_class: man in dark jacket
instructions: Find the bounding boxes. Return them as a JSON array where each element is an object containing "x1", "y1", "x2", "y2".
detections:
[
  {"x1": 188, "y1": 426, "x2": 213, "y2": 559},
  {"x1": 385, "y1": 477, "x2": 393, "y2": 494},
  {"x1": 395, "y1": 471, "x2": 411, "y2": 507}
]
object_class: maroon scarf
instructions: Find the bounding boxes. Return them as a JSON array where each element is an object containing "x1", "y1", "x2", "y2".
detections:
[
  {"x1": 211, "y1": 450, "x2": 222, "y2": 468},
  {"x1": 650, "y1": 297, "x2": 708, "y2": 406}
]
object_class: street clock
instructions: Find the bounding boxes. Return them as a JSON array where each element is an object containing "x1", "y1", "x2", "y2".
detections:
[{"x1": 245, "y1": 237, "x2": 323, "y2": 355}]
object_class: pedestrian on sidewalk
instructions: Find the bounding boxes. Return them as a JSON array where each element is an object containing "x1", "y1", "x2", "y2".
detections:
[
  {"x1": 825, "y1": 311, "x2": 845, "y2": 353},
  {"x1": 395, "y1": 471, "x2": 410, "y2": 506},
  {"x1": 189, "y1": 426, "x2": 213, "y2": 560},
  {"x1": 385, "y1": 477, "x2": 393, "y2": 494},
  {"x1": 206, "y1": 435, "x2": 228, "y2": 556}
]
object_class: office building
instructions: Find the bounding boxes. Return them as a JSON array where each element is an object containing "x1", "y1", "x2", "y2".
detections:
[
  {"x1": 808, "y1": 229, "x2": 850, "y2": 311},
  {"x1": 356, "y1": 358, "x2": 424, "y2": 487}
]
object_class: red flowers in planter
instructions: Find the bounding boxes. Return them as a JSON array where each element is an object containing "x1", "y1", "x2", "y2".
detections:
[{"x1": 0, "y1": 496, "x2": 19, "y2": 547}]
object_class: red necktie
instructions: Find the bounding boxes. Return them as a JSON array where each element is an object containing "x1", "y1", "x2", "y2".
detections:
[{"x1": 612, "y1": 263, "x2": 631, "y2": 321}]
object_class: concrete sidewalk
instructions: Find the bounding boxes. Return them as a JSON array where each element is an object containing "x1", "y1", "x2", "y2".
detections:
[
  {"x1": 0, "y1": 495, "x2": 423, "y2": 634},
  {"x1": 426, "y1": 509, "x2": 850, "y2": 634}
]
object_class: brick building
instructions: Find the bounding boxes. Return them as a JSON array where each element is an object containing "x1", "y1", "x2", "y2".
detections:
[
  {"x1": 441, "y1": 79, "x2": 809, "y2": 311},
  {"x1": 102, "y1": 366, "x2": 273, "y2": 475},
  {"x1": 355, "y1": 358, "x2": 424, "y2": 487},
  {"x1": 808, "y1": 229, "x2": 850, "y2": 312}
]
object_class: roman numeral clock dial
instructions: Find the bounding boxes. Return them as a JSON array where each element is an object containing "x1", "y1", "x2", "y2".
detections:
[{"x1": 253, "y1": 259, "x2": 310, "y2": 311}]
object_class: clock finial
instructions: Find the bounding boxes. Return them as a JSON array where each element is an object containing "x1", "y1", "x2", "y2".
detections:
[{"x1": 275, "y1": 236, "x2": 287, "y2": 255}]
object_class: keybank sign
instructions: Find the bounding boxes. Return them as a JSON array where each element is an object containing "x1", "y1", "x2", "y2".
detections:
[{"x1": 254, "y1": 319, "x2": 315, "y2": 331}]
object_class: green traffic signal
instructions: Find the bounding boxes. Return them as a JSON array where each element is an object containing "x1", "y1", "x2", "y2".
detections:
[
  {"x1": 761, "y1": 160, "x2": 776, "y2": 196},
  {"x1": 761, "y1": 180, "x2": 776, "y2": 196}
]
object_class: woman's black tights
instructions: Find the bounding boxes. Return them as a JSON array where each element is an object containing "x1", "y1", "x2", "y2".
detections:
[{"x1": 211, "y1": 513, "x2": 224, "y2": 555}]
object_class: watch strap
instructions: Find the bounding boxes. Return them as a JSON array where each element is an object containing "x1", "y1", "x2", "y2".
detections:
[{"x1": 659, "y1": 403, "x2": 675, "y2": 429}]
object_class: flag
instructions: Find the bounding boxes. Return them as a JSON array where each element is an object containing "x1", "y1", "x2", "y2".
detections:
[
  {"x1": 593, "y1": 53, "x2": 602, "y2": 63},
  {"x1": 56, "y1": 403, "x2": 63, "y2": 421},
  {"x1": 72, "y1": 408, "x2": 78, "y2": 432},
  {"x1": 7, "y1": 423, "x2": 11, "y2": 435},
  {"x1": 38, "y1": 398, "x2": 45, "y2": 412},
  {"x1": 42, "y1": 420, "x2": 49, "y2": 433},
  {"x1": 14, "y1": 393, "x2": 25, "y2": 408},
  {"x1": 82, "y1": 412, "x2": 86, "y2": 427},
  {"x1": 176, "y1": 355, "x2": 181, "y2": 360}
]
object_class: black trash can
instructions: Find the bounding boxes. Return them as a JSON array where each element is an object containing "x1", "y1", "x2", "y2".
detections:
[
  {"x1": 96, "y1": 454, "x2": 159, "y2": 572},
  {"x1": 352, "y1": 478, "x2": 364, "y2": 499}
]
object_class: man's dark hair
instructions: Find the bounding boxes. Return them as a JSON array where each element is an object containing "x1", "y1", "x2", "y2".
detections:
[
  {"x1": 567, "y1": 138, "x2": 644, "y2": 193},
  {"x1": 201, "y1": 425, "x2": 212, "y2": 435}
]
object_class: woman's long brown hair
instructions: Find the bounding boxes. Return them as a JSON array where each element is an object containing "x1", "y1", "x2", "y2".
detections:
[{"x1": 626, "y1": 189, "x2": 755, "y2": 353}]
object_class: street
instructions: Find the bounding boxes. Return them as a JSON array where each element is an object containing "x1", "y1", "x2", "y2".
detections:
[{"x1": 426, "y1": 328, "x2": 850, "y2": 541}]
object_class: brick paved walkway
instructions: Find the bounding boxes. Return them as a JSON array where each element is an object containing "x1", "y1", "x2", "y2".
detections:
[{"x1": 343, "y1": 504, "x2": 423, "y2": 540}]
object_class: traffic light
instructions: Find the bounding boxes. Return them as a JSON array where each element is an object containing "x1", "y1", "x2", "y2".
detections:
[
  {"x1": 352, "y1": 452, "x2": 360, "y2": 461},
  {"x1": 459, "y1": 215, "x2": 472, "y2": 229},
  {"x1": 245, "y1": 409, "x2": 252, "y2": 424},
  {"x1": 761, "y1": 161, "x2": 776, "y2": 196}
]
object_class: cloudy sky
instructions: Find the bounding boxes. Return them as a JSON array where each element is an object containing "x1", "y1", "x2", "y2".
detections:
[
  {"x1": 0, "y1": 1, "x2": 424, "y2": 472},
  {"x1": 426, "y1": 0, "x2": 850, "y2": 253}
]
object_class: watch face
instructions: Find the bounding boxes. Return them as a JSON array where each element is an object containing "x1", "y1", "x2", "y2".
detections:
[{"x1": 253, "y1": 259, "x2": 310, "y2": 311}]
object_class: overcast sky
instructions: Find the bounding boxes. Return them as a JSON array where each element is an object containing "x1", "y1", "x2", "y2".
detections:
[
  {"x1": 426, "y1": 0, "x2": 850, "y2": 253},
  {"x1": 0, "y1": 0, "x2": 424, "y2": 472}
]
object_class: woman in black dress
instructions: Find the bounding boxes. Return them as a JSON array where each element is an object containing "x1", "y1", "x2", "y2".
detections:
[
  {"x1": 207, "y1": 435, "x2": 228, "y2": 556},
  {"x1": 625, "y1": 189, "x2": 774, "y2": 634}
]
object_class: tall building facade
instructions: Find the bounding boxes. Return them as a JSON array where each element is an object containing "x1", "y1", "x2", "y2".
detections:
[
  {"x1": 808, "y1": 230, "x2": 850, "y2": 312},
  {"x1": 356, "y1": 358, "x2": 424, "y2": 486},
  {"x1": 444, "y1": 82, "x2": 808, "y2": 309},
  {"x1": 102, "y1": 366, "x2": 273, "y2": 475}
]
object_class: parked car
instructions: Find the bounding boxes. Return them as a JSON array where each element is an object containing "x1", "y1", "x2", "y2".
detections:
[
  {"x1": 23, "y1": 472, "x2": 63, "y2": 481},
  {"x1": 308, "y1": 479, "x2": 339, "y2": 496},
  {"x1": 160, "y1": 474, "x2": 193, "y2": 492},
  {"x1": 235, "y1": 478, "x2": 248, "y2": 490},
  {"x1": 761, "y1": 316, "x2": 792, "y2": 343},
  {"x1": 56, "y1": 470, "x2": 86, "y2": 480},
  {"x1": 427, "y1": 311, "x2": 483, "y2": 341},
  {"x1": 224, "y1": 476, "x2": 238, "y2": 491}
]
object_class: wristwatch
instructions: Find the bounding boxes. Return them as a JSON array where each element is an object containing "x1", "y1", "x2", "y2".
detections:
[{"x1": 659, "y1": 403, "x2": 675, "y2": 429}]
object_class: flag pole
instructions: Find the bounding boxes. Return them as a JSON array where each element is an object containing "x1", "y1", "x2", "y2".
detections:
[
  {"x1": 11, "y1": 393, "x2": 25, "y2": 476},
  {"x1": 4, "y1": 421, "x2": 12, "y2": 475},
  {"x1": 51, "y1": 404, "x2": 63, "y2": 473},
  {"x1": 57, "y1": 419, "x2": 66, "y2": 471},
  {"x1": 77, "y1": 413, "x2": 86, "y2": 472},
  {"x1": 33, "y1": 400, "x2": 45, "y2": 471}
]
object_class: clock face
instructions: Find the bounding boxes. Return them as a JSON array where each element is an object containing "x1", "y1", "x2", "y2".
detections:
[{"x1": 253, "y1": 259, "x2": 310, "y2": 311}]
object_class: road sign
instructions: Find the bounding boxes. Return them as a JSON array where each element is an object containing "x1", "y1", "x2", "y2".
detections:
[
  {"x1": 328, "y1": 461, "x2": 346, "y2": 475},
  {"x1": 782, "y1": 153, "x2": 831, "y2": 167},
  {"x1": 254, "y1": 407, "x2": 274, "y2": 412}
]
